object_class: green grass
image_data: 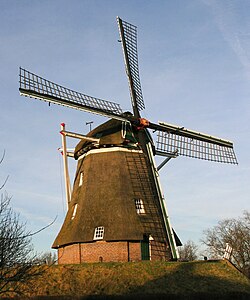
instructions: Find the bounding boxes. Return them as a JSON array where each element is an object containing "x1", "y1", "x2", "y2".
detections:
[{"x1": 6, "y1": 260, "x2": 250, "y2": 299}]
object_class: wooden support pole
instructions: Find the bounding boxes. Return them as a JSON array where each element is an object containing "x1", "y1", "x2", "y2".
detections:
[
  {"x1": 60, "y1": 130, "x2": 99, "y2": 142},
  {"x1": 60, "y1": 123, "x2": 72, "y2": 210}
]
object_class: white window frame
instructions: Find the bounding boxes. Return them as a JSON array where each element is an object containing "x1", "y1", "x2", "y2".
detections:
[
  {"x1": 79, "y1": 172, "x2": 84, "y2": 186},
  {"x1": 134, "y1": 198, "x2": 146, "y2": 214},
  {"x1": 93, "y1": 226, "x2": 105, "y2": 240},
  {"x1": 71, "y1": 203, "x2": 78, "y2": 220}
]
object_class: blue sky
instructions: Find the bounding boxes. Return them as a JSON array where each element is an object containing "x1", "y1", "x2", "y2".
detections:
[{"x1": 0, "y1": 0, "x2": 249, "y2": 256}]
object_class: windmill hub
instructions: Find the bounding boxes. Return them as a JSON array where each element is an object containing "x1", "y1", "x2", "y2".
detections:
[{"x1": 134, "y1": 118, "x2": 150, "y2": 130}]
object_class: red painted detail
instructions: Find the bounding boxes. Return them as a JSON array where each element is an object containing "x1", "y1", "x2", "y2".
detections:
[{"x1": 135, "y1": 118, "x2": 149, "y2": 131}]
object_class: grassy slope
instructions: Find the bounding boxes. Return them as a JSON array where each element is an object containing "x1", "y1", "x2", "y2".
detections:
[{"x1": 19, "y1": 260, "x2": 250, "y2": 299}]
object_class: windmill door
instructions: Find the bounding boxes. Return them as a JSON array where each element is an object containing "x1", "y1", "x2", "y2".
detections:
[{"x1": 141, "y1": 235, "x2": 150, "y2": 260}]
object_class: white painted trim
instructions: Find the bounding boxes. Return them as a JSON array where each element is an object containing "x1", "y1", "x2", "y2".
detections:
[{"x1": 78, "y1": 147, "x2": 143, "y2": 161}]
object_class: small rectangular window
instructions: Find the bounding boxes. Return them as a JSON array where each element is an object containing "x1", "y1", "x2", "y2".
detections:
[
  {"x1": 79, "y1": 172, "x2": 83, "y2": 186},
  {"x1": 135, "y1": 199, "x2": 145, "y2": 214},
  {"x1": 93, "y1": 226, "x2": 104, "y2": 240},
  {"x1": 71, "y1": 204, "x2": 78, "y2": 220}
]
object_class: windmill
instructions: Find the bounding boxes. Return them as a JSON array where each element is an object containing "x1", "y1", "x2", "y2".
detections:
[{"x1": 19, "y1": 17, "x2": 237, "y2": 263}]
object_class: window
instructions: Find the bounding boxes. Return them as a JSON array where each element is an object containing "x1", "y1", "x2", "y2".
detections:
[
  {"x1": 71, "y1": 204, "x2": 78, "y2": 220},
  {"x1": 79, "y1": 172, "x2": 84, "y2": 186},
  {"x1": 134, "y1": 199, "x2": 146, "y2": 214},
  {"x1": 93, "y1": 226, "x2": 104, "y2": 240}
]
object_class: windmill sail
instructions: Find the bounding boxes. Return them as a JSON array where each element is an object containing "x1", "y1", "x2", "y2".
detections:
[
  {"x1": 117, "y1": 17, "x2": 145, "y2": 116},
  {"x1": 19, "y1": 68, "x2": 124, "y2": 120},
  {"x1": 154, "y1": 121, "x2": 237, "y2": 164},
  {"x1": 19, "y1": 16, "x2": 238, "y2": 264}
]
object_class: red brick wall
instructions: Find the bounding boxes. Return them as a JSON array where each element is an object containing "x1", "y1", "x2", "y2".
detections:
[
  {"x1": 57, "y1": 241, "x2": 171, "y2": 264},
  {"x1": 57, "y1": 241, "x2": 141, "y2": 264},
  {"x1": 81, "y1": 241, "x2": 135, "y2": 262},
  {"x1": 58, "y1": 244, "x2": 81, "y2": 264},
  {"x1": 128, "y1": 241, "x2": 141, "y2": 262}
]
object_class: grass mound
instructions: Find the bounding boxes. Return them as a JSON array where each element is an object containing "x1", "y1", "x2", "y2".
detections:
[{"x1": 4, "y1": 260, "x2": 250, "y2": 299}]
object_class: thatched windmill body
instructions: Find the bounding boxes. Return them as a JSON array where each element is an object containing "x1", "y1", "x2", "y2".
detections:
[{"x1": 19, "y1": 17, "x2": 237, "y2": 263}]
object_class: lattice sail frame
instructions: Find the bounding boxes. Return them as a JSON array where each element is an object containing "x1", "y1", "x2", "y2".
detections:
[
  {"x1": 117, "y1": 17, "x2": 145, "y2": 112},
  {"x1": 19, "y1": 68, "x2": 123, "y2": 117},
  {"x1": 156, "y1": 126, "x2": 238, "y2": 164}
]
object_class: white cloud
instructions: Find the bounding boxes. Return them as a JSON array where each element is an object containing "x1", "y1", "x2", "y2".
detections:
[{"x1": 202, "y1": 0, "x2": 250, "y2": 81}]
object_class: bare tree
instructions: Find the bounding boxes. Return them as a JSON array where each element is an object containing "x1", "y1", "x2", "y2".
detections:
[
  {"x1": 202, "y1": 211, "x2": 250, "y2": 277},
  {"x1": 178, "y1": 240, "x2": 198, "y2": 261},
  {"x1": 37, "y1": 251, "x2": 57, "y2": 265},
  {"x1": 0, "y1": 151, "x2": 43, "y2": 296},
  {"x1": 0, "y1": 193, "x2": 42, "y2": 296}
]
